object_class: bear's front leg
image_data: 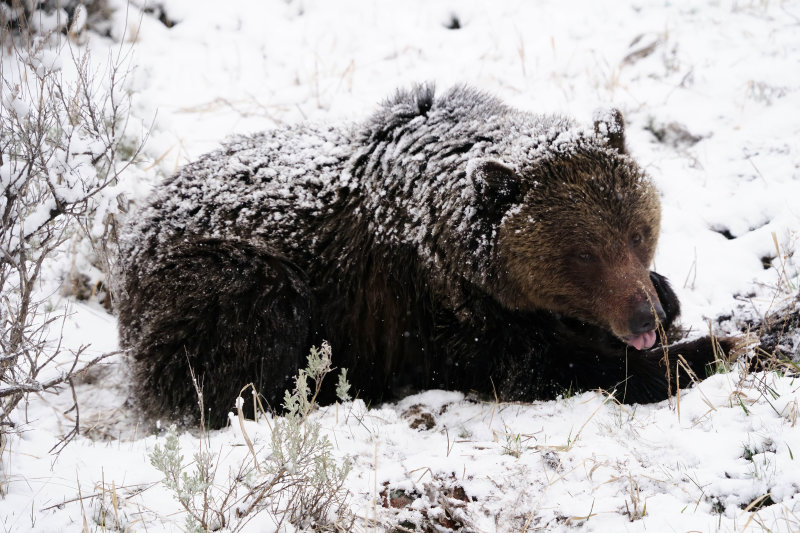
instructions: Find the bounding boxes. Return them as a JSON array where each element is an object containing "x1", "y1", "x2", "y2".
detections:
[{"x1": 617, "y1": 336, "x2": 736, "y2": 404}]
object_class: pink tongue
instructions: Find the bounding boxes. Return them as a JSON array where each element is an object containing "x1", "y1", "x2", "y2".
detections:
[{"x1": 626, "y1": 330, "x2": 657, "y2": 351}]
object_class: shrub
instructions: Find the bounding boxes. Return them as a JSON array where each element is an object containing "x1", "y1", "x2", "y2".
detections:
[
  {"x1": 149, "y1": 342, "x2": 354, "y2": 531},
  {"x1": 0, "y1": 5, "x2": 141, "y2": 462}
]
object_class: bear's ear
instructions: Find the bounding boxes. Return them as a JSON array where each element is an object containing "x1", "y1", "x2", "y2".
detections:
[
  {"x1": 467, "y1": 158, "x2": 521, "y2": 212},
  {"x1": 593, "y1": 108, "x2": 628, "y2": 154}
]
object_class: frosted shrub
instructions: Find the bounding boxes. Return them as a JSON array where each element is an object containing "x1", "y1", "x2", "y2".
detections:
[
  {"x1": 149, "y1": 425, "x2": 222, "y2": 533},
  {"x1": 149, "y1": 343, "x2": 353, "y2": 531},
  {"x1": 0, "y1": 0, "x2": 111, "y2": 41},
  {"x1": 336, "y1": 367, "x2": 351, "y2": 402},
  {"x1": 260, "y1": 341, "x2": 353, "y2": 529},
  {"x1": 0, "y1": 15, "x2": 142, "y2": 458}
]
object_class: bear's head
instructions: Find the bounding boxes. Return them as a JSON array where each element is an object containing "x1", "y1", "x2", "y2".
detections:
[{"x1": 471, "y1": 111, "x2": 665, "y2": 350}]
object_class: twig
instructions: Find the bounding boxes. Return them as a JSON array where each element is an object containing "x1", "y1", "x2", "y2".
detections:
[
  {"x1": 236, "y1": 390, "x2": 261, "y2": 473},
  {"x1": 49, "y1": 377, "x2": 79, "y2": 454},
  {"x1": 0, "y1": 350, "x2": 119, "y2": 398}
]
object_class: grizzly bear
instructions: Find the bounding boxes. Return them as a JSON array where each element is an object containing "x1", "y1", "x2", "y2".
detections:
[{"x1": 116, "y1": 85, "x2": 730, "y2": 428}]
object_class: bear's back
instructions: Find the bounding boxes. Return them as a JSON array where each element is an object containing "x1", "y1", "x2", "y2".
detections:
[{"x1": 120, "y1": 124, "x2": 353, "y2": 272}]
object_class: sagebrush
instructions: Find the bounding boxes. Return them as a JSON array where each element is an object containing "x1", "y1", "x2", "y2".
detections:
[{"x1": 150, "y1": 342, "x2": 354, "y2": 531}]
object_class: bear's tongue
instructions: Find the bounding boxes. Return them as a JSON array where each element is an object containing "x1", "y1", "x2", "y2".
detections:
[{"x1": 625, "y1": 330, "x2": 657, "y2": 351}]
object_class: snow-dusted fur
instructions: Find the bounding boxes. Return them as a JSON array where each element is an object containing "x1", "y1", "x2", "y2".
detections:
[{"x1": 116, "y1": 85, "x2": 729, "y2": 427}]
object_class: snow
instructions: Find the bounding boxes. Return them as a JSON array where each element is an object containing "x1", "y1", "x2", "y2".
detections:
[{"x1": 2, "y1": 0, "x2": 800, "y2": 531}]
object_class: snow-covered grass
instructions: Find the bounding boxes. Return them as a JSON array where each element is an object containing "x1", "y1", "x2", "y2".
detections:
[{"x1": 2, "y1": 0, "x2": 800, "y2": 531}]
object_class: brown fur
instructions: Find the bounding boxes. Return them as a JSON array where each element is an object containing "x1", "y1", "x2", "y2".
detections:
[{"x1": 495, "y1": 152, "x2": 662, "y2": 341}]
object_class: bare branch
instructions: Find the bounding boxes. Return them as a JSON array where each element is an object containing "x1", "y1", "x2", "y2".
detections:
[
  {"x1": 1, "y1": 8, "x2": 144, "y2": 440},
  {"x1": 0, "y1": 351, "x2": 119, "y2": 399}
]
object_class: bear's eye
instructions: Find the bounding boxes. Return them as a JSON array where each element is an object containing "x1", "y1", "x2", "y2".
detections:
[
  {"x1": 575, "y1": 251, "x2": 595, "y2": 263},
  {"x1": 630, "y1": 233, "x2": 643, "y2": 247}
]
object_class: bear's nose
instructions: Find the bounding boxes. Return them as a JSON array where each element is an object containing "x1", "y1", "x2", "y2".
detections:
[{"x1": 629, "y1": 300, "x2": 666, "y2": 334}]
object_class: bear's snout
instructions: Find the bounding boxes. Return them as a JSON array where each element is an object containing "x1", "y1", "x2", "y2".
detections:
[
  {"x1": 629, "y1": 299, "x2": 665, "y2": 335},
  {"x1": 622, "y1": 298, "x2": 665, "y2": 350}
]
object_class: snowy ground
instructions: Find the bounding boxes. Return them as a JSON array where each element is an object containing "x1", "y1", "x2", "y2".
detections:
[{"x1": 2, "y1": 0, "x2": 800, "y2": 531}]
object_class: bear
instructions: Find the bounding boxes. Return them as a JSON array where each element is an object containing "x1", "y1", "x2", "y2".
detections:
[{"x1": 115, "y1": 84, "x2": 731, "y2": 428}]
